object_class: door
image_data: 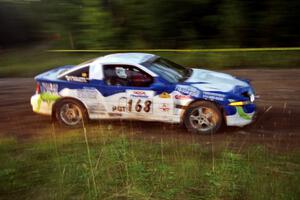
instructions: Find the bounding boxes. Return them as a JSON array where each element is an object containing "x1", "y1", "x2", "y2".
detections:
[{"x1": 101, "y1": 64, "x2": 157, "y2": 120}]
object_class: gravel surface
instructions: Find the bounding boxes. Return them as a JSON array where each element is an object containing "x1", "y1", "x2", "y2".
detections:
[{"x1": 1, "y1": 69, "x2": 299, "y2": 150}]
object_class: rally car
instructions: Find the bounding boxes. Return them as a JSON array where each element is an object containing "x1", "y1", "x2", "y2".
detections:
[{"x1": 31, "y1": 53, "x2": 256, "y2": 134}]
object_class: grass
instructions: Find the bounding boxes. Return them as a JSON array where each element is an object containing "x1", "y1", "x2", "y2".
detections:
[
  {"x1": 0, "y1": 125, "x2": 299, "y2": 200},
  {"x1": 0, "y1": 44, "x2": 300, "y2": 77},
  {"x1": 1, "y1": 44, "x2": 300, "y2": 199}
]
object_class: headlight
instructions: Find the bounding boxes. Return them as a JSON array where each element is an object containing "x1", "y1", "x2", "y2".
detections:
[{"x1": 250, "y1": 94, "x2": 255, "y2": 102}]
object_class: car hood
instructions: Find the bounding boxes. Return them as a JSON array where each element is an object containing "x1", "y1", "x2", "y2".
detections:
[{"x1": 184, "y1": 69, "x2": 249, "y2": 92}]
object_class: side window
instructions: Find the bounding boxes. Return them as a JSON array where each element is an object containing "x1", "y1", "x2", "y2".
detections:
[
  {"x1": 64, "y1": 66, "x2": 89, "y2": 83},
  {"x1": 103, "y1": 65, "x2": 153, "y2": 87}
]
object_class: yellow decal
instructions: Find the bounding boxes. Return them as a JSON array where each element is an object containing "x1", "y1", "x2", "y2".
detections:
[
  {"x1": 48, "y1": 47, "x2": 300, "y2": 53},
  {"x1": 159, "y1": 92, "x2": 171, "y2": 98}
]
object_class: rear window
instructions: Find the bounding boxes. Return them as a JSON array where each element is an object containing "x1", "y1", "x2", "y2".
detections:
[{"x1": 62, "y1": 66, "x2": 90, "y2": 83}]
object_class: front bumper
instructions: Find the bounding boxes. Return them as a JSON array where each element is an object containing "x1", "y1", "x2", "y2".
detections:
[{"x1": 224, "y1": 104, "x2": 256, "y2": 127}]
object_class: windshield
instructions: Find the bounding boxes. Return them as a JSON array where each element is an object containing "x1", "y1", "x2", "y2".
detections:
[{"x1": 143, "y1": 58, "x2": 192, "y2": 83}]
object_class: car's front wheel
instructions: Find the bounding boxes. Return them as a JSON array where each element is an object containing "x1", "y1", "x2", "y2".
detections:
[
  {"x1": 55, "y1": 99, "x2": 88, "y2": 127},
  {"x1": 184, "y1": 101, "x2": 222, "y2": 134}
]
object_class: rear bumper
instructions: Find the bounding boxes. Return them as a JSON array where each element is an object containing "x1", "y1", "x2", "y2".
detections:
[
  {"x1": 30, "y1": 94, "x2": 53, "y2": 116},
  {"x1": 224, "y1": 104, "x2": 256, "y2": 127}
]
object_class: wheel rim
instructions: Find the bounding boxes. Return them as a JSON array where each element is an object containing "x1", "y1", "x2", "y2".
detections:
[
  {"x1": 59, "y1": 103, "x2": 82, "y2": 126},
  {"x1": 189, "y1": 107, "x2": 217, "y2": 132}
]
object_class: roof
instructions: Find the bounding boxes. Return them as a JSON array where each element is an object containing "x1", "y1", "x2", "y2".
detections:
[
  {"x1": 96, "y1": 53, "x2": 156, "y2": 64},
  {"x1": 57, "y1": 53, "x2": 157, "y2": 79}
]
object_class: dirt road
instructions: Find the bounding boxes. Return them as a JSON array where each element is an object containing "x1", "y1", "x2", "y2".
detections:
[{"x1": 0, "y1": 69, "x2": 299, "y2": 150}]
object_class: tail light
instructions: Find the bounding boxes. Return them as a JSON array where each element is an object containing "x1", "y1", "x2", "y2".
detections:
[{"x1": 36, "y1": 83, "x2": 41, "y2": 94}]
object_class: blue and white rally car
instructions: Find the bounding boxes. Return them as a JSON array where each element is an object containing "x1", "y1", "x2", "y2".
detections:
[{"x1": 31, "y1": 53, "x2": 256, "y2": 134}]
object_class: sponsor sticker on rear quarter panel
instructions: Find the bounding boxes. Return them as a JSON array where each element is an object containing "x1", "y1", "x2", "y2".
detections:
[{"x1": 41, "y1": 82, "x2": 58, "y2": 93}]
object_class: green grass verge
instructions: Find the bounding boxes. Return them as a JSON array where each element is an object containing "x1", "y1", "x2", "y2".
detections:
[
  {"x1": 0, "y1": 45, "x2": 300, "y2": 77},
  {"x1": 0, "y1": 127, "x2": 299, "y2": 200}
]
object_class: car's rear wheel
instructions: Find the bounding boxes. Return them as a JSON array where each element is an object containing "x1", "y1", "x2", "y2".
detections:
[
  {"x1": 184, "y1": 101, "x2": 222, "y2": 134},
  {"x1": 55, "y1": 99, "x2": 88, "y2": 127}
]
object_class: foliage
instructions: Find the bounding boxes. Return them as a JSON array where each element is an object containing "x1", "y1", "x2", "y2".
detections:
[{"x1": 1, "y1": 0, "x2": 300, "y2": 49}]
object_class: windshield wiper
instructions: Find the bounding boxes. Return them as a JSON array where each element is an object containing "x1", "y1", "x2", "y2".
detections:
[
  {"x1": 179, "y1": 68, "x2": 193, "y2": 82},
  {"x1": 186, "y1": 68, "x2": 193, "y2": 77}
]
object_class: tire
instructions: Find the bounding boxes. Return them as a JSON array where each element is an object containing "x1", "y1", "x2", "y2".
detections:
[
  {"x1": 184, "y1": 101, "x2": 222, "y2": 134},
  {"x1": 55, "y1": 99, "x2": 88, "y2": 128}
]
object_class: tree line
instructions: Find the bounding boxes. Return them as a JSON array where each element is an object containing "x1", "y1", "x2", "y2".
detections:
[{"x1": 1, "y1": 0, "x2": 299, "y2": 49}]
